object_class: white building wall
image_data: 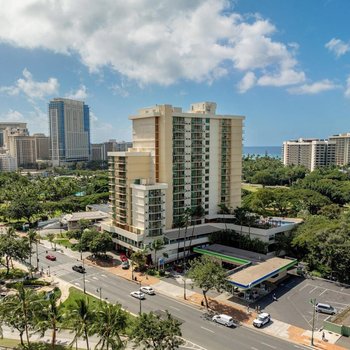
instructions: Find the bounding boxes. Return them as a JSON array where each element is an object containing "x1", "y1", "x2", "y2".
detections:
[{"x1": 208, "y1": 119, "x2": 219, "y2": 218}]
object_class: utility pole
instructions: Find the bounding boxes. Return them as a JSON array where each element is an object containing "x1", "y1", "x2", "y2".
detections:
[
  {"x1": 311, "y1": 298, "x2": 316, "y2": 346},
  {"x1": 139, "y1": 280, "x2": 142, "y2": 315},
  {"x1": 183, "y1": 276, "x2": 187, "y2": 300},
  {"x1": 36, "y1": 240, "x2": 39, "y2": 270},
  {"x1": 82, "y1": 259, "x2": 86, "y2": 294}
]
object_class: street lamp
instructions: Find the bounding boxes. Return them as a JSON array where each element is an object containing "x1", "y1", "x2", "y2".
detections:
[
  {"x1": 139, "y1": 280, "x2": 142, "y2": 315},
  {"x1": 97, "y1": 287, "x2": 102, "y2": 303},
  {"x1": 183, "y1": 276, "x2": 187, "y2": 300},
  {"x1": 47, "y1": 265, "x2": 51, "y2": 277},
  {"x1": 78, "y1": 258, "x2": 86, "y2": 294},
  {"x1": 310, "y1": 298, "x2": 316, "y2": 346}
]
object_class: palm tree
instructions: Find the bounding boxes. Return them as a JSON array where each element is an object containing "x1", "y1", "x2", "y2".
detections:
[
  {"x1": 150, "y1": 239, "x2": 165, "y2": 270},
  {"x1": 180, "y1": 208, "x2": 191, "y2": 265},
  {"x1": 218, "y1": 203, "x2": 230, "y2": 232},
  {"x1": 232, "y1": 207, "x2": 248, "y2": 234},
  {"x1": 92, "y1": 302, "x2": 128, "y2": 350},
  {"x1": 175, "y1": 217, "x2": 185, "y2": 261},
  {"x1": 62, "y1": 298, "x2": 95, "y2": 350},
  {"x1": 46, "y1": 233, "x2": 55, "y2": 249},
  {"x1": 187, "y1": 206, "x2": 205, "y2": 260},
  {"x1": 26, "y1": 229, "x2": 39, "y2": 276},
  {"x1": 35, "y1": 292, "x2": 61, "y2": 350}
]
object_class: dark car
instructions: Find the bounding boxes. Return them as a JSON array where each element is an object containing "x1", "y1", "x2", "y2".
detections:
[{"x1": 72, "y1": 265, "x2": 86, "y2": 273}]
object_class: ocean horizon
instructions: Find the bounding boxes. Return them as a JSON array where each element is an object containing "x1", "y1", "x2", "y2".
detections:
[{"x1": 243, "y1": 146, "x2": 281, "y2": 158}]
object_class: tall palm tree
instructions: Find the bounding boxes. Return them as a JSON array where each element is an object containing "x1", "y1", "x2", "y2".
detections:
[
  {"x1": 180, "y1": 208, "x2": 191, "y2": 266},
  {"x1": 26, "y1": 229, "x2": 38, "y2": 276},
  {"x1": 218, "y1": 203, "x2": 230, "y2": 232},
  {"x1": 92, "y1": 302, "x2": 128, "y2": 350},
  {"x1": 187, "y1": 205, "x2": 205, "y2": 260},
  {"x1": 62, "y1": 298, "x2": 95, "y2": 350},
  {"x1": 150, "y1": 239, "x2": 165, "y2": 270},
  {"x1": 35, "y1": 292, "x2": 61, "y2": 350}
]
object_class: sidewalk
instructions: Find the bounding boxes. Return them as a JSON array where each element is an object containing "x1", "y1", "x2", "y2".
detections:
[{"x1": 38, "y1": 242, "x2": 348, "y2": 350}]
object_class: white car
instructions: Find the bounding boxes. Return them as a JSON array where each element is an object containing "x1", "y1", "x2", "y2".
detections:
[
  {"x1": 212, "y1": 314, "x2": 236, "y2": 327},
  {"x1": 130, "y1": 291, "x2": 145, "y2": 300},
  {"x1": 140, "y1": 286, "x2": 155, "y2": 295},
  {"x1": 253, "y1": 313, "x2": 271, "y2": 328}
]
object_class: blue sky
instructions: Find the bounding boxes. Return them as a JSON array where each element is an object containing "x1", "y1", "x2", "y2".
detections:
[{"x1": 0, "y1": 0, "x2": 349, "y2": 146}]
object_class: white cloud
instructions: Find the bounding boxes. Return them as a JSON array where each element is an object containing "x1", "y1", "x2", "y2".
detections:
[
  {"x1": 0, "y1": 107, "x2": 48, "y2": 134},
  {"x1": 288, "y1": 80, "x2": 340, "y2": 95},
  {"x1": 66, "y1": 85, "x2": 88, "y2": 100},
  {"x1": 237, "y1": 72, "x2": 256, "y2": 93},
  {"x1": 0, "y1": 0, "x2": 306, "y2": 89},
  {"x1": 0, "y1": 68, "x2": 59, "y2": 100},
  {"x1": 325, "y1": 38, "x2": 350, "y2": 57},
  {"x1": 90, "y1": 111, "x2": 131, "y2": 142},
  {"x1": 0, "y1": 109, "x2": 25, "y2": 122},
  {"x1": 345, "y1": 76, "x2": 350, "y2": 98}
]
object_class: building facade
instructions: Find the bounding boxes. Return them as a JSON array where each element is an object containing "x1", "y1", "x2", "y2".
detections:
[
  {"x1": 282, "y1": 138, "x2": 336, "y2": 171},
  {"x1": 329, "y1": 133, "x2": 350, "y2": 166},
  {"x1": 33, "y1": 133, "x2": 50, "y2": 160},
  {"x1": 7, "y1": 134, "x2": 37, "y2": 168},
  {"x1": 0, "y1": 152, "x2": 17, "y2": 172},
  {"x1": 49, "y1": 98, "x2": 90, "y2": 166},
  {"x1": 102, "y1": 102, "x2": 244, "y2": 257},
  {"x1": 0, "y1": 122, "x2": 27, "y2": 148}
]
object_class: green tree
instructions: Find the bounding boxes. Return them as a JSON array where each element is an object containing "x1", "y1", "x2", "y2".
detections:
[
  {"x1": 90, "y1": 232, "x2": 113, "y2": 257},
  {"x1": 150, "y1": 239, "x2": 165, "y2": 270},
  {"x1": 35, "y1": 291, "x2": 61, "y2": 350},
  {"x1": 130, "y1": 311, "x2": 184, "y2": 350},
  {"x1": 0, "y1": 228, "x2": 30, "y2": 275},
  {"x1": 92, "y1": 302, "x2": 128, "y2": 350},
  {"x1": 187, "y1": 206, "x2": 205, "y2": 260},
  {"x1": 62, "y1": 298, "x2": 95, "y2": 350},
  {"x1": 131, "y1": 250, "x2": 148, "y2": 271},
  {"x1": 187, "y1": 256, "x2": 228, "y2": 309}
]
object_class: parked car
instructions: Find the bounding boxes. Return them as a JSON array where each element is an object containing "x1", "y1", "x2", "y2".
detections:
[
  {"x1": 121, "y1": 261, "x2": 130, "y2": 269},
  {"x1": 120, "y1": 254, "x2": 128, "y2": 262},
  {"x1": 315, "y1": 303, "x2": 337, "y2": 315},
  {"x1": 72, "y1": 265, "x2": 86, "y2": 273},
  {"x1": 140, "y1": 286, "x2": 155, "y2": 295},
  {"x1": 130, "y1": 291, "x2": 145, "y2": 300},
  {"x1": 212, "y1": 314, "x2": 236, "y2": 327},
  {"x1": 253, "y1": 313, "x2": 271, "y2": 328},
  {"x1": 46, "y1": 254, "x2": 56, "y2": 261}
]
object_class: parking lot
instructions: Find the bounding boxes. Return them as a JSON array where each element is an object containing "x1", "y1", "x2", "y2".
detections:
[{"x1": 256, "y1": 275, "x2": 350, "y2": 331}]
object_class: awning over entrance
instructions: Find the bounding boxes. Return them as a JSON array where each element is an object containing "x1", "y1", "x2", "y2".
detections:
[{"x1": 226, "y1": 257, "x2": 297, "y2": 290}]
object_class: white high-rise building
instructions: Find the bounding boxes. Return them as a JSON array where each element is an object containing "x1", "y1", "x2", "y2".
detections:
[
  {"x1": 49, "y1": 98, "x2": 90, "y2": 166},
  {"x1": 282, "y1": 138, "x2": 336, "y2": 171},
  {"x1": 329, "y1": 133, "x2": 350, "y2": 166},
  {"x1": 102, "y1": 102, "x2": 244, "y2": 258}
]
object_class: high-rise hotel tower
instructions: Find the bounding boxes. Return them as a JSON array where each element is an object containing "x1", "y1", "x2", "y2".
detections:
[
  {"x1": 103, "y1": 102, "x2": 244, "y2": 255},
  {"x1": 49, "y1": 98, "x2": 90, "y2": 166}
]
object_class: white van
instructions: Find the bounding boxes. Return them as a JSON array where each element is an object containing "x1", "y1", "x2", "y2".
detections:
[
  {"x1": 315, "y1": 303, "x2": 337, "y2": 315},
  {"x1": 212, "y1": 314, "x2": 236, "y2": 327}
]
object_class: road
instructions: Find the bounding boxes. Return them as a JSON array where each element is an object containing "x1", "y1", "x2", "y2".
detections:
[{"x1": 35, "y1": 245, "x2": 310, "y2": 350}]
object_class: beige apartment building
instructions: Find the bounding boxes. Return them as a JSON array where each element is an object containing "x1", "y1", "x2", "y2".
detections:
[
  {"x1": 282, "y1": 138, "x2": 336, "y2": 171},
  {"x1": 102, "y1": 102, "x2": 244, "y2": 257},
  {"x1": 329, "y1": 133, "x2": 350, "y2": 166}
]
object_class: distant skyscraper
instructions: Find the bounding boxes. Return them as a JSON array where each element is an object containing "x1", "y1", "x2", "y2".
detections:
[
  {"x1": 49, "y1": 98, "x2": 90, "y2": 166},
  {"x1": 329, "y1": 133, "x2": 350, "y2": 166}
]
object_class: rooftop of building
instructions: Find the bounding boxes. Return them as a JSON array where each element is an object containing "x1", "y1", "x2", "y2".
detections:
[{"x1": 63, "y1": 210, "x2": 109, "y2": 223}]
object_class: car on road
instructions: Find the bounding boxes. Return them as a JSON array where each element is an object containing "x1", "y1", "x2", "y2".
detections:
[
  {"x1": 46, "y1": 254, "x2": 56, "y2": 261},
  {"x1": 315, "y1": 303, "x2": 337, "y2": 315},
  {"x1": 140, "y1": 286, "x2": 155, "y2": 295},
  {"x1": 130, "y1": 291, "x2": 145, "y2": 300},
  {"x1": 121, "y1": 260, "x2": 129, "y2": 269},
  {"x1": 253, "y1": 313, "x2": 271, "y2": 328},
  {"x1": 212, "y1": 314, "x2": 236, "y2": 327},
  {"x1": 72, "y1": 265, "x2": 86, "y2": 273}
]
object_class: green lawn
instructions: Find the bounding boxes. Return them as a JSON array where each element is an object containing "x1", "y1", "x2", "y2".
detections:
[
  {"x1": 242, "y1": 183, "x2": 262, "y2": 192},
  {"x1": 59, "y1": 287, "x2": 101, "y2": 311},
  {"x1": 53, "y1": 238, "x2": 73, "y2": 248},
  {"x1": 0, "y1": 337, "x2": 84, "y2": 350}
]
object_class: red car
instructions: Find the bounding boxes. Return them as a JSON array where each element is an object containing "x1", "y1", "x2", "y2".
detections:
[
  {"x1": 120, "y1": 254, "x2": 128, "y2": 262},
  {"x1": 46, "y1": 254, "x2": 56, "y2": 261}
]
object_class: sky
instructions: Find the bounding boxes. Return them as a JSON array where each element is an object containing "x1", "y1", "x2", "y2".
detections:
[{"x1": 0, "y1": 0, "x2": 349, "y2": 146}]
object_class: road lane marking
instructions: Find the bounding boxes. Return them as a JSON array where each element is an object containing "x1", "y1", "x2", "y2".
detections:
[
  {"x1": 326, "y1": 301, "x2": 349, "y2": 306},
  {"x1": 294, "y1": 346, "x2": 306, "y2": 349},
  {"x1": 101, "y1": 274, "x2": 107, "y2": 277},
  {"x1": 85, "y1": 279, "x2": 90, "y2": 283},
  {"x1": 261, "y1": 342, "x2": 276, "y2": 349},
  {"x1": 92, "y1": 276, "x2": 99, "y2": 280},
  {"x1": 74, "y1": 282, "x2": 80, "y2": 286},
  {"x1": 309, "y1": 286, "x2": 318, "y2": 294},
  {"x1": 169, "y1": 305, "x2": 180, "y2": 311},
  {"x1": 319, "y1": 289, "x2": 327, "y2": 296},
  {"x1": 251, "y1": 347, "x2": 259, "y2": 350},
  {"x1": 200, "y1": 326, "x2": 214, "y2": 334}
]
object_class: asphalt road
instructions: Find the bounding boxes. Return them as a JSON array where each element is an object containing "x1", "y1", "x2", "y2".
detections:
[{"x1": 35, "y1": 245, "x2": 311, "y2": 350}]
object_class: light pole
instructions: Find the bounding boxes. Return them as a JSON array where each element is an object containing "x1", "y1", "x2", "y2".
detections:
[
  {"x1": 47, "y1": 265, "x2": 51, "y2": 277},
  {"x1": 97, "y1": 287, "x2": 102, "y2": 303},
  {"x1": 36, "y1": 240, "x2": 39, "y2": 270},
  {"x1": 183, "y1": 276, "x2": 187, "y2": 300},
  {"x1": 311, "y1": 298, "x2": 316, "y2": 346},
  {"x1": 139, "y1": 280, "x2": 142, "y2": 315},
  {"x1": 78, "y1": 258, "x2": 86, "y2": 294}
]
